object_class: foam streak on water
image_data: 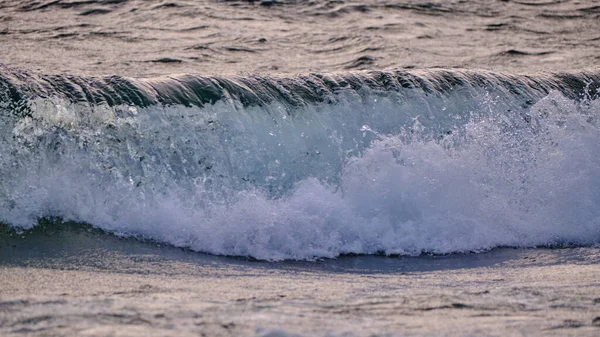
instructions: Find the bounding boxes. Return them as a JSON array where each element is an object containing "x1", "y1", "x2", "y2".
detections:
[{"x1": 1, "y1": 69, "x2": 600, "y2": 260}]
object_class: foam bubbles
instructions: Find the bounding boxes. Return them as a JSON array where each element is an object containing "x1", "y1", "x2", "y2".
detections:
[{"x1": 1, "y1": 90, "x2": 599, "y2": 260}]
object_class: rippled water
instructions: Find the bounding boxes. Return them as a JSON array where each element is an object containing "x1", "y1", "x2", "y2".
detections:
[{"x1": 1, "y1": 0, "x2": 599, "y2": 76}]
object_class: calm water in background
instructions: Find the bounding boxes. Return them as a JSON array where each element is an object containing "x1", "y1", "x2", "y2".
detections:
[{"x1": 1, "y1": 0, "x2": 600, "y2": 76}]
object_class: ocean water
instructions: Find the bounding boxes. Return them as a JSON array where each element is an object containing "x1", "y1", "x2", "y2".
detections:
[{"x1": 1, "y1": 1, "x2": 600, "y2": 336}]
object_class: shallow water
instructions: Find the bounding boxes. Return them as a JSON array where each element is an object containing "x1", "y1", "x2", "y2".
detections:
[{"x1": 1, "y1": 229, "x2": 600, "y2": 337}]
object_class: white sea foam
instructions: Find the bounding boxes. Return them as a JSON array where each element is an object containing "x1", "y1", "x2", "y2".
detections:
[{"x1": 1, "y1": 90, "x2": 599, "y2": 260}]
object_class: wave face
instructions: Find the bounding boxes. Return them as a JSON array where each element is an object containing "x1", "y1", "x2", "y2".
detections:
[{"x1": 1, "y1": 66, "x2": 600, "y2": 260}]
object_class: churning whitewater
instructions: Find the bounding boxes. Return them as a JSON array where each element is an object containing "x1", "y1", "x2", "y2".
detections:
[{"x1": 1, "y1": 67, "x2": 600, "y2": 260}]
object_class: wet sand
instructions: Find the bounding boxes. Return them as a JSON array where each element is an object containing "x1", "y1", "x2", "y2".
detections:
[{"x1": 1, "y1": 229, "x2": 599, "y2": 336}]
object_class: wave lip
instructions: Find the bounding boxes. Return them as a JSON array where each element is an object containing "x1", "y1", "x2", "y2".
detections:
[
  {"x1": 1, "y1": 67, "x2": 600, "y2": 260},
  {"x1": 2, "y1": 64, "x2": 600, "y2": 108}
]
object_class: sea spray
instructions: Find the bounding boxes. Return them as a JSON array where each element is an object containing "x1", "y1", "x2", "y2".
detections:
[{"x1": 1, "y1": 68, "x2": 599, "y2": 260}]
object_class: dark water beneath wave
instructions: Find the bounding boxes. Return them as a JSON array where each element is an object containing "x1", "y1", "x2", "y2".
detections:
[{"x1": 1, "y1": 67, "x2": 600, "y2": 260}]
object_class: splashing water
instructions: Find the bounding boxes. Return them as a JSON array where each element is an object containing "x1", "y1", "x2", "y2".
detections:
[{"x1": 1, "y1": 68, "x2": 600, "y2": 260}]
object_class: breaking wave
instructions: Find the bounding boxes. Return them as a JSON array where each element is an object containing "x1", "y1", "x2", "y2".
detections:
[{"x1": 1, "y1": 65, "x2": 600, "y2": 260}]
